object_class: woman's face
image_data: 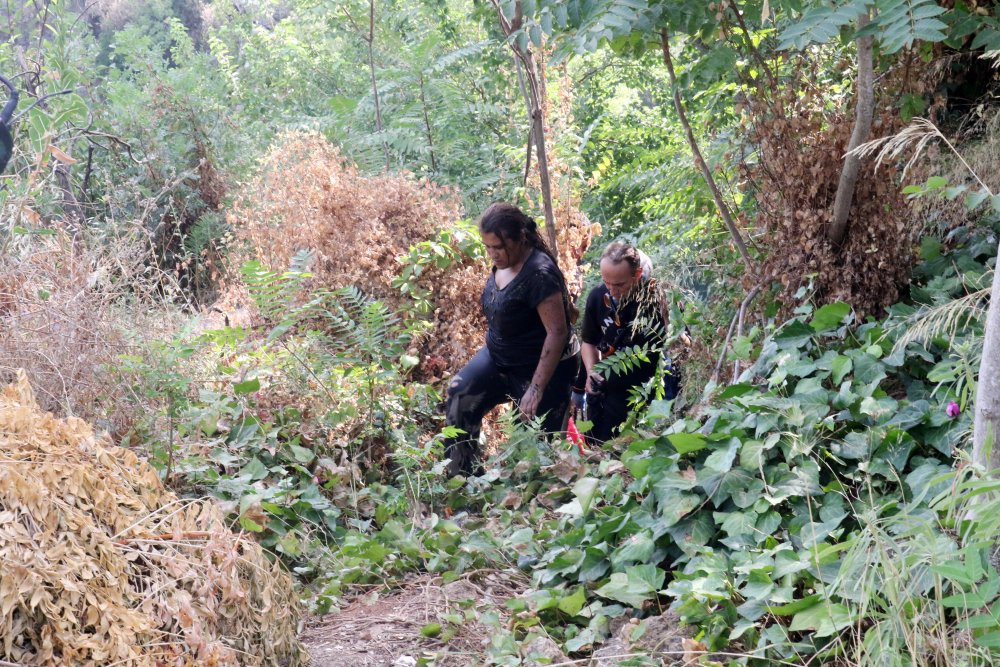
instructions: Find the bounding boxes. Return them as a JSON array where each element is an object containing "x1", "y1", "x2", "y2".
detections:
[{"x1": 482, "y1": 231, "x2": 526, "y2": 270}]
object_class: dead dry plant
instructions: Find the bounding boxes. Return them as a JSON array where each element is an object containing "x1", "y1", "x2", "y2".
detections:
[
  {"x1": 0, "y1": 371, "x2": 305, "y2": 666},
  {"x1": 227, "y1": 131, "x2": 489, "y2": 376},
  {"x1": 0, "y1": 228, "x2": 181, "y2": 437}
]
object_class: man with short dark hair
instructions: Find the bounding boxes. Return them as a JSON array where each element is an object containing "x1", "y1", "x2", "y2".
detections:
[{"x1": 573, "y1": 242, "x2": 677, "y2": 442}]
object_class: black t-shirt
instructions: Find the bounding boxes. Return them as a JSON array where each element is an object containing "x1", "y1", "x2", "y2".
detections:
[
  {"x1": 581, "y1": 280, "x2": 665, "y2": 390},
  {"x1": 481, "y1": 248, "x2": 566, "y2": 369}
]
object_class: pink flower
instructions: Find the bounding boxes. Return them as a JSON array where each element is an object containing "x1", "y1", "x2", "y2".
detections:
[{"x1": 946, "y1": 401, "x2": 961, "y2": 418}]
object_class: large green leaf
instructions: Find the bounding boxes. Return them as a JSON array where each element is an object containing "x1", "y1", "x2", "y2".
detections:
[
  {"x1": 810, "y1": 302, "x2": 851, "y2": 331},
  {"x1": 789, "y1": 601, "x2": 854, "y2": 637},
  {"x1": 596, "y1": 565, "x2": 664, "y2": 607},
  {"x1": 668, "y1": 432, "x2": 708, "y2": 454}
]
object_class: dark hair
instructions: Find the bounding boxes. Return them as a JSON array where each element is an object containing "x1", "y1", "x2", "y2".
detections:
[
  {"x1": 478, "y1": 201, "x2": 558, "y2": 264},
  {"x1": 601, "y1": 241, "x2": 641, "y2": 272},
  {"x1": 479, "y1": 202, "x2": 578, "y2": 324}
]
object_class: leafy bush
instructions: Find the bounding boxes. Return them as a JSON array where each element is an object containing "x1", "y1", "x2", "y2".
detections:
[{"x1": 115, "y1": 254, "x2": 443, "y2": 570}]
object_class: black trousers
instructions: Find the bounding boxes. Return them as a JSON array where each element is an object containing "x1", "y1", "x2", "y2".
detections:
[
  {"x1": 586, "y1": 388, "x2": 631, "y2": 444},
  {"x1": 444, "y1": 347, "x2": 579, "y2": 477}
]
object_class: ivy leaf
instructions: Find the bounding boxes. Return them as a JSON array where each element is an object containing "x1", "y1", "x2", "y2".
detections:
[
  {"x1": 241, "y1": 457, "x2": 268, "y2": 481},
  {"x1": 774, "y1": 320, "x2": 814, "y2": 348},
  {"x1": 831, "y1": 355, "x2": 853, "y2": 384},
  {"x1": 558, "y1": 587, "x2": 588, "y2": 616},
  {"x1": 810, "y1": 302, "x2": 851, "y2": 332},
  {"x1": 719, "y1": 383, "x2": 755, "y2": 399},
  {"x1": 234, "y1": 377, "x2": 261, "y2": 394},
  {"x1": 558, "y1": 477, "x2": 601, "y2": 516},
  {"x1": 596, "y1": 567, "x2": 660, "y2": 607},
  {"x1": 767, "y1": 593, "x2": 821, "y2": 616},
  {"x1": 667, "y1": 432, "x2": 707, "y2": 454},
  {"x1": 789, "y1": 601, "x2": 854, "y2": 637},
  {"x1": 611, "y1": 530, "x2": 655, "y2": 568},
  {"x1": 287, "y1": 443, "x2": 315, "y2": 465}
]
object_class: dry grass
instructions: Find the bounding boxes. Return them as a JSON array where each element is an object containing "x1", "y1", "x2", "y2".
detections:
[
  {"x1": 0, "y1": 371, "x2": 305, "y2": 666},
  {"x1": 904, "y1": 109, "x2": 1000, "y2": 234},
  {"x1": 0, "y1": 230, "x2": 183, "y2": 439}
]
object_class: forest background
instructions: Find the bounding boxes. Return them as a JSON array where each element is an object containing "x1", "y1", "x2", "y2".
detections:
[{"x1": 4, "y1": 0, "x2": 1000, "y2": 665}]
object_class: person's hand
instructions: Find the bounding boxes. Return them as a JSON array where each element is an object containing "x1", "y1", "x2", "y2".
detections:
[
  {"x1": 519, "y1": 383, "x2": 543, "y2": 420},
  {"x1": 585, "y1": 372, "x2": 604, "y2": 394}
]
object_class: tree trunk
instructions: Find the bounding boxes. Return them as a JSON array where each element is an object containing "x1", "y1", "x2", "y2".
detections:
[
  {"x1": 660, "y1": 29, "x2": 753, "y2": 270},
  {"x1": 828, "y1": 12, "x2": 874, "y2": 246},
  {"x1": 367, "y1": 0, "x2": 389, "y2": 170},
  {"x1": 491, "y1": 0, "x2": 559, "y2": 258},
  {"x1": 418, "y1": 73, "x2": 437, "y2": 172},
  {"x1": 974, "y1": 247, "x2": 1000, "y2": 470}
]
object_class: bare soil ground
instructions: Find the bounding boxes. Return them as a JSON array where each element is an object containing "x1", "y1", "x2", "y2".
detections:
[{"x1": 301, "y1": 570, "x2": 526, "y2": 667}]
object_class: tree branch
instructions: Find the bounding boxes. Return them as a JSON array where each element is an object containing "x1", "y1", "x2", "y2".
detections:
[
  {"x1": 492, "y1": 0, "x2": 559, "y2": 257},
  {"x1": 661, "y1": 28, "x2": 753, "y2": 271},
  {"x1": 418, "y1": 72, "x2": 437, "y2": 172},
  {"x1": 367, "y1": 0, "x2": 389, "y2": 170}
]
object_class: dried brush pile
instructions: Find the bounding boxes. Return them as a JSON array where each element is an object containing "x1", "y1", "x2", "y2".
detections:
[
  {"x1": 0, "y1": 372, "x2": 305, "y2": 667},
  {"x1": 0, "y1": 235, "x2": 127, "y2": 422},
  {"x1": 228, "y1": 131, "x2": 488, "y2": 375},
  {"x1": 743, "y1": 81, "x2": 913, "y2": 316}
]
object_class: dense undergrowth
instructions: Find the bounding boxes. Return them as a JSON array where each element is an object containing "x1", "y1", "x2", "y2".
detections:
[
  {"x1": 5, "y1": 2, "x2": 1000, "y2": 665},
  {"x1": 115, "y1": 216, "x2": 1000, "y2": 664}
]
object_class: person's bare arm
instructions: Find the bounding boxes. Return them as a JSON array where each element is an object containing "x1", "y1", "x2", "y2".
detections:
[{"x1": 519, "y1": 292, "x2": 567, "y2": 419}]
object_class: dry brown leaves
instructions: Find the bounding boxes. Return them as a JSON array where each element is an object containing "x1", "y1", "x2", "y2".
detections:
[
  {"x1": 0, "y1": 371, "x2": 305, "y2": 666},
  {"x1": 743, "y1": 72, "x2": 916, "y2": 316},
  {"x1": 227, "y1": 131, "x2": 489, "y2": 376},
  {"x1": 0, "y1": 232, "x2": 178, "y2": 440}
]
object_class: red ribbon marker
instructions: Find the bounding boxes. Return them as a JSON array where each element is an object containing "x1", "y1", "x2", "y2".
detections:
[{"x1": 567, "y1": 417, "x2": 586, "y2": 456}]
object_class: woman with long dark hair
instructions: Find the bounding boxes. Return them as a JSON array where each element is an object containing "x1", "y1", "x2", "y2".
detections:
[{"x1": 443, "y1": 202, "x2": 579, "y2": 477}]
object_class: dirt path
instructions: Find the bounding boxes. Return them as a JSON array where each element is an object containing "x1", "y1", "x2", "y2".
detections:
[{"x1": 301, "y1": 571, "x2": 525, "y2": 667}]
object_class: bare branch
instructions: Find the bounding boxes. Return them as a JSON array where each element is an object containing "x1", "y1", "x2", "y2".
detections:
[{"x1": 661, "y1": 29, "x2": 753, "y2": 271}]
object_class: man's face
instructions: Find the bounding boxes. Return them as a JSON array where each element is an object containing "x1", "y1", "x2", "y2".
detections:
[{"x1": 600, "y1": 258, "x2": 641, "y2": 300}]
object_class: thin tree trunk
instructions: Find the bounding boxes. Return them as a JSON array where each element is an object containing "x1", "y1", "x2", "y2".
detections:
[
  {"x1": 514, "y1": 56, "x2": 534, "y2": 185},
  {"x1": 367, "y1": 0, "x2": 389, "y2": 170},
  {"x1": 660, "y1": 29, "x2": 753, "y2": 270},
  {"x1": 532, "y1": 104, "x2": 558, "y2": 253},
  {"x1": 828, "y1": 12, "x2": 874, "y2": 246},
  {"x1": 55, "y1": 163, "x2": 84, "y2": 228},
  {"x1": 731, "y1": 1, "x2": 778, "y2": 93},
  {"x1": 418, "y1": 73, "x2": 437, "y2": 172},
  {"x1": 974, "y1": 252, "x2": 1000, "y2": 470},
  {"x1": 491, "y1": 0, "x2": 559, "y2": 258}
]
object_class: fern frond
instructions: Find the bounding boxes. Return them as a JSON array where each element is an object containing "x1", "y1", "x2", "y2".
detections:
[
  {"x1": 778, "y1": 0, "x2": 870, "y2": 51},
  {"x1": 874, "y1": 0, "x2": 948, "y2": 54},
  {"x1": 241, "y1": 250, "x2": 314, "y2": 321}
]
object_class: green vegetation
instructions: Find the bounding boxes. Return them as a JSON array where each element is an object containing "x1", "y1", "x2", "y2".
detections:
[{"x1": 3, "y1": 0, "x2": 1000, "y2": 665}]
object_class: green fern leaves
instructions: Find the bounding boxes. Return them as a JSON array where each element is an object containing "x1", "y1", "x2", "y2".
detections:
[
  {"x1": 873, "y1": 0, "x2": 948, "y2": 54},
  {"x1": 241, "y1": 254, "x2": 411, "y2": 367},
  {"x1": 778, "y1": 0, "x2": 949, "y2": 53},
  {"x1": 777, "y1": 0, "x2": 871, "y2": 50}
]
